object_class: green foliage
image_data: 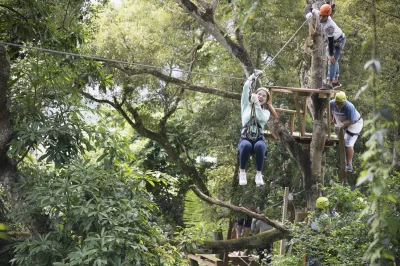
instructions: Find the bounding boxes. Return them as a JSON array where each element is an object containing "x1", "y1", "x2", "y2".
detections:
[{"x1": 12, "y1": 157, "x2": 185, "y2": 266}]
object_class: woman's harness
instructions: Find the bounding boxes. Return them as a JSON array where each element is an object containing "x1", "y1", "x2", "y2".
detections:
[{"x1": 240, "y1": 77, "x2": 264, "y2": 141}]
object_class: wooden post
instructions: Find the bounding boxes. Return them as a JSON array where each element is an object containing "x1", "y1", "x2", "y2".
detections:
[
  {"x1": 213, "y1": 230, "x2": 224, "y2": 260},
  {"x1": 303, "y1": 96, "x2": 308, "y2": 134},
  {"x1": 327, "y1": 99, "x2": 331, "y2": 140},
  {"x1": 293, "y1": 95, "x2": 305, "y2": 136},
  {"x1": 280, "y1": 187, "x2": 290, "y2": 255},
  {"x1": 338, "y1": 127, "x2": 347, "y2": 184}
]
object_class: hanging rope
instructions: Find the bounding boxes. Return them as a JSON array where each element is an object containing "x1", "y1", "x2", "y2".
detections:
[{"x1": 262, "y1": 19, "x2": 308, "y2": 71}]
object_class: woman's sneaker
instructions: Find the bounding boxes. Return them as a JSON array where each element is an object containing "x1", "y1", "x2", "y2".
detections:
[
  {"x1": 239, "y1": 172, "x2": 247, "y2": 185},
  {"x1": 255, "y1": 173, "x2": 264, "y2": 186},
  {"x1": 346, "y1": 164, "x2": 353, "y2": 172}
]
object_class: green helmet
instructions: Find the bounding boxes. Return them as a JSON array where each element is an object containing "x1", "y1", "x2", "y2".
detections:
[
  {"x1": 335, "y1": 91, "x2": 346, "y2": 103},
  {"x1": 316, "y1": 197, "x2": 329, "y2": 209}
]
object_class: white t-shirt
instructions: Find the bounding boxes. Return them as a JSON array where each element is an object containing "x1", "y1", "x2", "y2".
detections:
[{"x1": 312, "y1": 9, "x2": 343, "y2": 40}]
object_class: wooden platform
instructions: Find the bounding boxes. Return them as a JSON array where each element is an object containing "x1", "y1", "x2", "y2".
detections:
[
  {"x1": 260, "y1": 86, "x2": 342, "y2": 144},
  {"x1": 264, "y1": 131, "x2": 339, "y2": 147},
  {"x1": 187, "y1": 253, "x2": 258, "y2": 266}
]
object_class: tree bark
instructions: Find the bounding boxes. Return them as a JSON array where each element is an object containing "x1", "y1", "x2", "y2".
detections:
[
  {"x1": 200, "y1": 228, "x2": 287, "y2": 252},
  {"x1": 393, "y1": 124, "x2": 400, "y2": 172},
  {"x1": 0, "y1": 46, "x2": 20, "y2": 208},
  {"x1": 308, "y1": 17, "x2": 328, "y2": 208},
  {"x1": 175, "y1": 0, "x2": 255, "y2": 77},
  {"x1": 190, "y1": 185, "x2": 289, "y2": 232}
]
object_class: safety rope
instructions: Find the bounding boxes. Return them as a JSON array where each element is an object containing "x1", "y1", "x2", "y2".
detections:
[{"x1": 262, "y1": 19, "x2": 308, "y2": 71}]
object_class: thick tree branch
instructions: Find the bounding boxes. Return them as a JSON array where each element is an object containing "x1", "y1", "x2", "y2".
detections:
[
  {"x1": 111, "y1": 64, "x2": 241, "y2": 100},
  {"x1": 0, "y1": 4, "x2": 29, "y2": 22},
  {"x1": 190, "y1": 185, "x2": 289, "y2": 232},
  {"x1": 79, "y1": 89, "x2": 210, "y2": 195},
  {"x1": 175, "y1": 0, "x2": 254, "y2": 76},
  {"x1": 0, "y1": 46, "x2": 12, "y2": 163},
  {"x1": 199, "y1": 228, "x2": 288, "y2": 252}
]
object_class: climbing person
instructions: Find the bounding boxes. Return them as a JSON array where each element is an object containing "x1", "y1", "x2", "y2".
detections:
[
  {"x1": 251, "y1": 215, "x2": 273, "y2": 264},
  {"x1": 305, "y1": 3, "x2": 346, "y2": 90},
  {"x1": 330, "y1": 91, "x2": 363, "y2": 172},
  {"x1": 308, "y1": 196, "x2": 331, "y2": 266},
  {"x1": 236, "y1": 216, "x2": 252, "y2": 238},
  {"x1": 238, "y1": 69, "x2": 271, "y2": 186}
]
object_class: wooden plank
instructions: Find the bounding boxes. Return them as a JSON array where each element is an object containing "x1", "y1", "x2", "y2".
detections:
[
  {"x1": 338, "y1": 128, "x2": 347, "y2": 184},
  {"x1": 303, "y1": 96, "x2": 308, "y2": 136},
  {"x1": 266, "y1": 85, "x2": 341, "y2": 94},
  {"x1": 327, "y1": 99, "x2": 331, "y2": 140},
  {"x1": 295, "y1": 91, "x2": 312, "y2": 97},
  {"x1": 274, "y1": 108, "x2": 298, "y2": 114},
  {"x1": 280, "y1": 187, "x2": 290, "y2": 255},
  {"x1": 269, "y1": 88, "x2": 293, "y2": 94},
  {"x1": 200, "y1": 254, "x2": 223, "y2": 262},
  {"x1": 293, "y1": 95, "x2": 305, "y2": 136},
  {"x1": 290, "y1": 114, "x2": 295, "y2": 135},
  {"x1": 187, "y1": 254, "x2": 219, "y2": 266},
  {"x1": 267, "y1": 102, "x2": 279, "y2": 118}
]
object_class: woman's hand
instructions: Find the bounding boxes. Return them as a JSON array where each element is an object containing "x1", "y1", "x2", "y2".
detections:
[{"x1": 250, "y1": 93, "x2": 259, "y2": 104}]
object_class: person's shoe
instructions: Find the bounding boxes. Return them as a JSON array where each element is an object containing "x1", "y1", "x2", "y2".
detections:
[
  {"x1": 346, "y1": 164, "x2": 353, "y2": 172},
  {"x1": 320, "y1": 84, "x2": 333, "y2": 90},
  {"x1": 239, "y1": 172, "x2": 247, "y2": 185},
  {"x1": 332, "y1": 81, "x2": 342, "y2": 88},
  {"x1": 255, "y1": 173, "x2": 264, "y2": 186}
]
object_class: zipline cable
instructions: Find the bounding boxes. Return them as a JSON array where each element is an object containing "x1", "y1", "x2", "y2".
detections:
[
  {"x1": 262, "y1": 19, "x2": 308, "y2": 71},
  {"x1": 1, "y1": 17, "x2": 306, "y2": 83},
  {"x1": 0, "y1": 41, "x2": 246, "y2": 81}
]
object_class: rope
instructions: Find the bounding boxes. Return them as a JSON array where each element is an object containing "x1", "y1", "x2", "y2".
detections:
[
  {"x1": 0, "y1": 41, "x2": 245, "y2": 81},
  {"x1": 1, "y1": 19, "x2": 307, "y2": 82},
  {"x1": 262, "y1": 20, "x2": 308, "y2": 71}
]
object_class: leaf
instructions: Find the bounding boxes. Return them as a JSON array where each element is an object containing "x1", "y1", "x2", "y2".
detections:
[
  {"x1": 356, "y1": 171, "x2": 374, "y2": 186},
  {"x1": 364, "y1": 59, "x2": 381, "y2": 73},
  {"x1": 96, "y1": 153, "x2": 108, "y2": 162},
  {"x1": 386, "y1": 194, "x2": 397, "y2": 204},
  {"x1": 354, "y1": 84, "x2": 368, "y2": 100},
  {"x1": 376, "y1": 106, "x2": 394, "y2": 122}
]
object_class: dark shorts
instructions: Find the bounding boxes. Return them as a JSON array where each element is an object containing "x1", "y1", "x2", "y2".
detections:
[{"x1": 237, "y1": 217, "x2": 252, "y2": 227}]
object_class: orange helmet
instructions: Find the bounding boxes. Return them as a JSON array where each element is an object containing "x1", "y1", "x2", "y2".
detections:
[{"x1": 319, "y1": 4, "x2": 332, "y2": 16}]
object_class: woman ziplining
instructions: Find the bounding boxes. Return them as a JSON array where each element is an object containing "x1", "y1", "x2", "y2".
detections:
[{"x1": 238, "y1": 69, "x2": 271, "y2": 186}]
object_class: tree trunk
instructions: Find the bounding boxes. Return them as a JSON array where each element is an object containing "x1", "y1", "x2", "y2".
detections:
[
  {"x1": 0, "y1": 45, "x2": 20, "y2": 210},
  {"x1": 308, "y1": 16, "x2": 328, "y2": 208},
  {"x1": 393, "y1": 124, "x2": 400, "y2": 172}
]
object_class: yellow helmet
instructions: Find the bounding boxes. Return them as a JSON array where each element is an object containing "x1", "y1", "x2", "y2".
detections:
[
  {"x1": 316, "y1": 197, "x2": 329, "y2": 209},
  {"x1": 335, "y1": 91, "x2": 346, "y2": 103}
]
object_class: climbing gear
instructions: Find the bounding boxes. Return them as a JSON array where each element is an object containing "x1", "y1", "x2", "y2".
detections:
[
  {"x1": 255, "y1": 173, "x2": 264, "y2": 186},
  {"x1": 239, "y1": 172, "x2": 247, "y2": 186},
  {"x1": 334, "y1": 34, "x2": 345, "y2": 47},
  {"x1": 319, "y1": 4, "x2": 332, "y2": 16},
  {"x1": 262, "y1": 20, "x2": 308, "y2": 71},
  {"x1": 241, "y1": 116, "x2": 264, "y2": 141},
  {"x1": 241, "y1": 72, "x2": 265, "y2": 141},
  {"x1": 335, "y1": 91, "x2": 346, "y2": 102},
  {"x1": 316, "y1": 196, "x2": 329, "y2": 209}
]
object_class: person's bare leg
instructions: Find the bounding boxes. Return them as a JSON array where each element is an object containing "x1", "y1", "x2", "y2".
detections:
[
  {"x1": 243, "y1": 227, "x2": 250, "y2": 237},
  {"x1": 237, "y1": 225, "x2": 243, "y2": 238},
  {"x1": 346, "y1": 146, "x2": 354, "y2": 165}
]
